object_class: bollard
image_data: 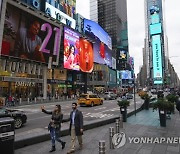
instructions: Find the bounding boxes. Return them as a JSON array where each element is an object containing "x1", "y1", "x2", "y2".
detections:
[
  {"x1": 19, "y1": 98, "x2": 22, "y2": 105},
  {"x1": 119, "y1": 115, "x2": 123, "y2": 128},
  {"x1": 115, "y1": 119, "x2": 120, "y2": 134},
  {"x1": 109, "y1": 127, "x2": 115, "y2": 149},
  {"x1": 99, "y1": 140, "x2": 106, "y2": 154}
]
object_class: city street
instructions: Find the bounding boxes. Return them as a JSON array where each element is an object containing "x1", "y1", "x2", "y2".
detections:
[{"x1": 12, "y1": 95, "x2": 143, "y2": 136}]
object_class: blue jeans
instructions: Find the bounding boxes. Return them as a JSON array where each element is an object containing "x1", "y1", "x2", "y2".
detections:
[{"x1": 50, "y1": 128, "x2": 62, "y2": 146}]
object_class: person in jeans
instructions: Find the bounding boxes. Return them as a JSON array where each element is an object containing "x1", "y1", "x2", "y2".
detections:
[
  {"x1": 67, "y1": 102, "x2": 83, "y2": 154},
  {"x1": 41, "y1": 105, "x2": 66, "y2": 152}
]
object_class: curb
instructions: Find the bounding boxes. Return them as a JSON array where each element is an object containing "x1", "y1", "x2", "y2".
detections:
[{"x1": 15, "y1": 104, "x2": 144, "y2": 149}]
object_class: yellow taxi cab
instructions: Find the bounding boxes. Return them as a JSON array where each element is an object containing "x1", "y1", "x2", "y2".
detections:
[{"x1": 77, "y1": 94, "x2": 104, "y2": 107}]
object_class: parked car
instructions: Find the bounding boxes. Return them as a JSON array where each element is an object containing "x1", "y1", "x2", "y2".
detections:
[
  {"x1": 78, "y1": 94, "x2": 103, "y2": 107},
  {"x1": 126, "y1": 93, "x2": 133, "y2": 99},
  {"x1": 0, "y1": 107, "x2": 27, "y2": 129},
  {"x1": 104, "y1": 92, "x2": 117, "y2": 100}
]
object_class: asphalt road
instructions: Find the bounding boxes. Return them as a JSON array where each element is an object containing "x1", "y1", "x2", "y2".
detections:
[{"x1": 12, "y1": 95, "x2": 143, "y2": 135}]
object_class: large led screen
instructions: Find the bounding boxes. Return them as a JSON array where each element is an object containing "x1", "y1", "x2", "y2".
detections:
[
  {"x1": 64, "y1": 27, "x2": 80, "y2": 71},
  {"x1": 152, "y1": 35, "x2": 163, "y2": 84},
  {"x1": 79, "y1": 38, "x2": 94, "y2": 73},
  {"x1": 84, "y1": 19, "x2": 112, "y2": 50},
  {"x1": 45, "y1": 2, "x2": 76, "y2": 29},
  {"x1": 150, "y1": 23, "x2": 162, "y2": 35},
  {"x1": 151, "y1": 13, "x2": 160, "y2": 24},
  {"x1": 121, "y1": 70, "x2": 132, "y2": 80},
  {"x1": 46, "y1": 0, "x2": 76, "y2": 19},
  {"x1": 1, "y1": 3, "x2": 62, "y2": 65},
  {"x1": 93, "y1": 39, "x2": 112, "y2": 67},
  {"x1": 64, "y1": 27, "x2": 94, "y2": 73}
]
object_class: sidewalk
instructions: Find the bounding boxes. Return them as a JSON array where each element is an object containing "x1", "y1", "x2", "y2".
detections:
[{"x1": 15, "y1": 109, "x2": 180, "y2": 154}]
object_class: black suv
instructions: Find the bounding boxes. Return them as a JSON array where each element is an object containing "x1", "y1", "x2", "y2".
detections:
[{"x1": 0, "y1": 107, "x2": 27, "y2": 129}]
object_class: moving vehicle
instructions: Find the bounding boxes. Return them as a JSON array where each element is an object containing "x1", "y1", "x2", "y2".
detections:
[
  {"x1": 78, "y1": 94, "x2": 103, "y2": 107},
  {"x1": 126, "y1": 93, "x2": 133, "y2": 99},
  {"x1": 104, "y1": 92, "x2": 117, "y2": 100},
  {"x1": 0, "y1": 107, "x2": 27, "y2": 129}
]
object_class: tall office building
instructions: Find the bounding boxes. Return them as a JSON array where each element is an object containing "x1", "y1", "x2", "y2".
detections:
[
  {"x1": 90, "y1": 0, "x2": 128, "y2": 51},
  {"x1": 144, "y1": 0, "x2": 169, "y2": 86}
]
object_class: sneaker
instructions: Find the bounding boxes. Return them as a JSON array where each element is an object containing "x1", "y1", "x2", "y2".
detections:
[{"x1": 62, "y1": 142, "x2": 66, "y2": 149}]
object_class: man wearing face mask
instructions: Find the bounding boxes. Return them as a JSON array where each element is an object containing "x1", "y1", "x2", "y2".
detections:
[{"x1": 67, "y1": 102, "x2": 83, "y2": 154}]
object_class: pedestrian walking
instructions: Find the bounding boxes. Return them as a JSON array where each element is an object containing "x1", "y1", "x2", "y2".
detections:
[
  {"x1": 41, "y1": 105, "x2": 66, "y2": 152},
  {"x1": 67, "y1": 102, "x2": 83, "y2": 154}
]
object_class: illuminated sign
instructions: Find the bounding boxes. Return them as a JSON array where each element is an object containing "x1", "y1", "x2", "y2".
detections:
[
  {"x1": 64, "y1": 27, "x2": 80, "y2": 71},
  {"x1": 84, "y1": 19, "x2": 112, "y2": 50},
  {"x1": 45, "y1": 2, "x2": 76, "y2": 29},
  {"x1": 45, "y1": 0, "x2": 76, "y2": 19},
  {"x1": 150, "y1": 23, "x2": 162, "y2": 35},
  {"x1": 121, "y1": 70, "x2": 132, "y2": 79},
  {"x1": 1, "y1": 3, "x2": 62, "y2": 65},
  {"x1": 152, "y1": 35, "x2": 163, "y2": 84},
  {"x1": 151, "y1": 13, "x2": 160, "y2": 24}
]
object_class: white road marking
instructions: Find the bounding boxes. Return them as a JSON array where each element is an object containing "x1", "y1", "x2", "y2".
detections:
[{"x1": 94, "y1": 107, "x2": 107, "y2": 111}]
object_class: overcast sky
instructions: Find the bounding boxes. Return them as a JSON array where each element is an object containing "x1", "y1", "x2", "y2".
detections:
[{"x1": 76, "y1": 0, "x2": 180, "y2": 78}]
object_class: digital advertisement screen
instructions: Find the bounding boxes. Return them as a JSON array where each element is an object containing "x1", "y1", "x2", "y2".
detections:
[
  {"x1": 151, "y1": 13, "x2": 160, "y2": 24},
  {"x1": 152, "y1": 35, "x2": 163, "y2": 84},
  {"x1": 117, "y1": 50, "x2": 127, "y2": 61},
  {"x1": 121, "y1": 70, "x2": 132, "y2": 80},
  {"x1": 46, "y1": 0, "x2": 76, "y2": 19},
  {"x1": 150, "y1": 23, "x2": 162, "y2": 35},
  {"x1": 79, "y1": 38, "x2": 94, "y2": 73},
  {"x1": 1, "y1": 3, "x2": 62, "y2": 65},
  {"x1": 93, "y1": 39, "x2": 112, "y2": 67},
  {"x1": 84, "y1": 19, "x2": 112, "y2": 50},
  {"x1": 45, "y1": 2, "x2": 76, "y2": 29},
  {"x1": 64, "y1": 27, "x2": 80, "y2": 71}
]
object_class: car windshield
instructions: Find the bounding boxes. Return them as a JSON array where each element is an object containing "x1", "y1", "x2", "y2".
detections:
[
  {"x1": 79, "y1": 95, "x2": 88, "y2": 98},
  {"x1": 105, "y1": 92, "x2": 109, "y2": 94}
]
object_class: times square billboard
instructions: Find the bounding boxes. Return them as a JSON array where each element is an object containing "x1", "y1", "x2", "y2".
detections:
[
  {"x1": 64, "y1": 27, "x2": 94, "y2": 73},
  {"x1": 152, "y1": 35, "x2": 163, "y2": 84},
  {"x1": 1, "y1": 2, "x2": 62, "y2": 66},
  {"x1": 16, "y1": 0, "x2": 76, "y2": 29}
]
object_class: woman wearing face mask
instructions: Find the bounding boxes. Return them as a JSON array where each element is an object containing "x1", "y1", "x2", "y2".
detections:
[{"x1": 41, "y1": 105, "x2": 66, "y2": 152}]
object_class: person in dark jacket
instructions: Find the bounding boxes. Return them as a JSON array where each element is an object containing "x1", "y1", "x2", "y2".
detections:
[
  {"x1": 41, "y1": 105, "x2": 66, "y2": 152},
  {"x1": 67, "y1": 102, "x2": 83, "y2": 154}
]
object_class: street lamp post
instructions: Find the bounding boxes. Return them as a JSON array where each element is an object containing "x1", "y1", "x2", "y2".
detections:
[{"x1": 133, "y1": 74, "x2": 136, "y2": 116}]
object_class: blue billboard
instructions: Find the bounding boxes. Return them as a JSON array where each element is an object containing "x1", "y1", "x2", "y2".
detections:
[
  {"x1": 121, "y1": 70, "x2": 132, "y2": 80},
  {"x1": 152, "y1": 35, "x2": 163, "y2": 84},
  {"x1": 150, "y1": 23, "x2": 162, "y2": 35},
  {"x1": 83, "y1": 19, "x2": 112, "y2": 50}
]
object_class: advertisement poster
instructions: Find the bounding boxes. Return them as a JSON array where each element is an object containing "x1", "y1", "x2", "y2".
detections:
[
  {"x1": 84, "y1": 19, "x2": 112, "y2": 50},
  {"x1": 46, "y1": 0, "x2": 76, "y2": 18},
  {"x1": 152, "y1": 35, "x2": 163, "y2": 84},
  {"x1": 1, "y1": 3, "x2": 62, "y2": 64},
  {"x1": 93, "y1": 39, "x2": 112, "y2": 67},
  {"x1": 79, "y1": 38, "x2": 94, "y2": 73},
  {"x1": 64, "y1": 27, "x2": 80, "y2": 71}
]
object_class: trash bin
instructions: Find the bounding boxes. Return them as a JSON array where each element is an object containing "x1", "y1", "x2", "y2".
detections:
[{"x1": 0, "y1": 117, "x2": 15, "y2": 154}]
